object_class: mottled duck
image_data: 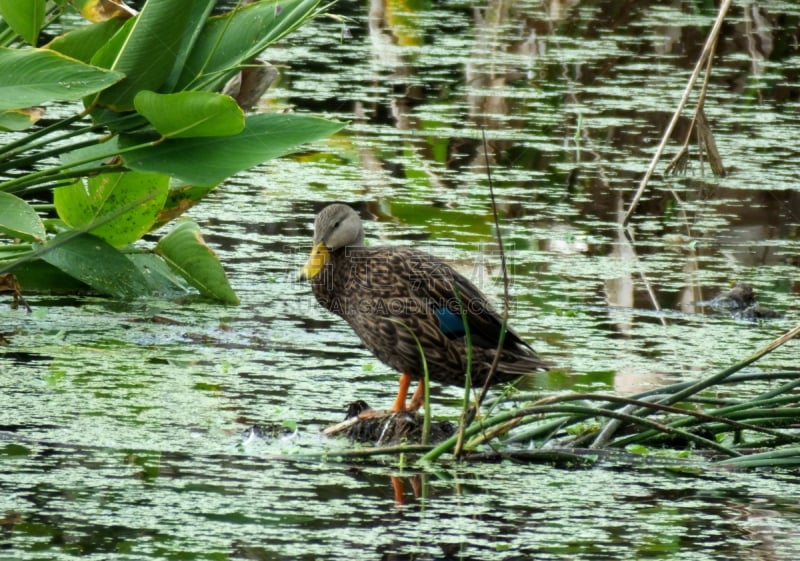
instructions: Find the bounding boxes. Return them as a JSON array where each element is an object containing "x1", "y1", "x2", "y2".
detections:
[{"x1": 298, "y1": 203, "x2": 548, "y2": 413}]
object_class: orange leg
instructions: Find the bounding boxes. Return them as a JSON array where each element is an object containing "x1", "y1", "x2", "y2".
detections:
[
  {"x1": 407, "y1": 381, "x2": 425, "y2": 412},
  {"x1": 390, "y1": 476, "x2": 405, "y2": 506},
  {"x1": 390, "y1": 373, "x2": 426, "y2": 412},
  {"x1": 391, "y1": 372, "x2": 413, "y2": 412}
]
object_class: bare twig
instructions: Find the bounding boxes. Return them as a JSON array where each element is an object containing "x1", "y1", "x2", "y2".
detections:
[{"x1": 622, "y1": 0, "x2": 732, "y2": 226}]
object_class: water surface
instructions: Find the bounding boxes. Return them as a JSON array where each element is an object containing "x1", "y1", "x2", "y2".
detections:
[{"x1": 2, "y1": 1, "x2": 800, "y2": 559}]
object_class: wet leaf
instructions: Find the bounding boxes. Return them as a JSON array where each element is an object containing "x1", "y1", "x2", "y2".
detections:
[
  {"x1": 0, "y1": 0, "x2": 46, "y2": 45},
  {"x1": 0, "y1": 47, "x2": 124, "y2": 111},
  {"x1": 127, "y1": 253, "x2": 191, "y2": 297},
  {"x1": 0, "y1": 192, "x2": 46, "y2": 242},
  {"x1": 120, "y1": 113, "x2": 345, "y2": 185},
  {"x1": 54, "y1": 171, "x2": 169, "y2": 248},
  {"x1": 156, "y1": 221, "x2": 239, "y2": 305},
  {"x1": 40, "y1": 232, "x2": 150, "y2": 299},
  {"x1": 134, "y1": 91, "x2": 244, "y2": 138}
]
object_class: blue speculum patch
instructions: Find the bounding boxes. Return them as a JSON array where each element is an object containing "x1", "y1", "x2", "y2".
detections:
[{"x1": 434, "y1": 306, "x2": 466, "y2": 338}]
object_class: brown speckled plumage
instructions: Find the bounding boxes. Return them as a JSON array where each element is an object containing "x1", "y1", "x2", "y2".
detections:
[{"x1": 301, "y1": 203, "x2": 547, "y2": 395}]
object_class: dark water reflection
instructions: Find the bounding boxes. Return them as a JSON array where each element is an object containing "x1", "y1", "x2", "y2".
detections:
[{"x1": 3, "y1": 0, "x2": 800, "y2": 559}]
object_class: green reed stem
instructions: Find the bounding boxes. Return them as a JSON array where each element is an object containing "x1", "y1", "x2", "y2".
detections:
[{"x1": 452, "y1": 284, "x2": 472, "y2": 459}]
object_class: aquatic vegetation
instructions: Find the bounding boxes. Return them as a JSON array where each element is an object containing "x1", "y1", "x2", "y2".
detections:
[{"x1": 0, "y1": 0, "x2": 342, "y2": 302}]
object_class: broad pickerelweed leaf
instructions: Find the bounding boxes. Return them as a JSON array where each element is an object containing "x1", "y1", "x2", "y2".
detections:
[
  {"x1": 91, "y1": 0, "x2": 202, "y2": 111},
  {"x1": 0, "y1": 47, "x2": 124, "y2": 111},
  {"x1": 0, "y1": 192, "x2": 46, "y2": 242},
  {"x1": 46, "y1": 17, "x2": 127, "y2": 63},
  {"x1": 40, "y1": 232, "x2": 151, "y2": 299},
  {"x1": 0, "y1": 0, "x2": 46, "y2": 45},
  {"x1": 127, "y1": 253, "x2": 191, "y2": 297},
  {"x1": 119, "y1": 113, "x2": 345, "y2": 185},
  {"x1": 176, "y1": 0, "x2": 324, "y2": 92},
  {"x1": 134, "y1": 91, "x2": 244, "y2": 138},
  {"x1": 54, "y1": 171, "x2": 169, "y2": 247},
  {"x1": 160, "y1": 0, "x2": 216, "y2": 92},
  {"x1": 0, "y1": 107, "x2": 45, "y2": 131},
  {"x1": 5, "y1": 259, "x2": 90, "y2": 294},
  {"x1": 156, "y1": 221, "x2": 239, "y2": 304}
]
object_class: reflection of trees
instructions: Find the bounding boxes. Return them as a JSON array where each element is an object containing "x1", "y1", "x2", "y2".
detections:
[{"x1": 355, "y1": 0, "x2": 800, "y2": 378}]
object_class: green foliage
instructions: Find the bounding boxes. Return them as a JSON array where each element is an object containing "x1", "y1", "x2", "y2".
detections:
[
  {"x1": 40, "y1": 232, "x2": 151, "y2": 299},
  {"x1": 0, "y1": 0, "x2": 343, "y2": 302},
  {"x1": 156, "y1": 221, "x2": 239, "y2": 305},
  {"x1": 120, "y1": 113, "x2": 344, "y2": 185},
  {"x1": 0, "y1": 0, "x2": 46, "y2": 45},
  {"x1": 0, "y1": 192, "x2": 46, "y2": 242},
  {"x1": 54, "y1": 171, "x2": 170, "y2": 247},
  {"x1": 134, "y1": 91, "x2": 245, "y2": 138},
  {"x1": 0, "y1": 47, "x2": 124, "y2": 110}
]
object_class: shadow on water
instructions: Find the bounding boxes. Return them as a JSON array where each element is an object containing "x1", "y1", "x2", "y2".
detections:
[{"x1": 2, "y1": 0, "x2": 800, "y2": 559}]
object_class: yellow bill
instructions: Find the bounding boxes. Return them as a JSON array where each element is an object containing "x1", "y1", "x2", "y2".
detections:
[{"x1": 297, "y1": 242, "x2": 330, "y2": 281}]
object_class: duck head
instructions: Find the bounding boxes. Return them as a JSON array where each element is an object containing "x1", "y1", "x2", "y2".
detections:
[{"x1": 298, "y1": 204, "x2": 365, "y2": 281}]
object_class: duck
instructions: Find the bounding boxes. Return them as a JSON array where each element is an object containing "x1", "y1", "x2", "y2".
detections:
[{"x1": 298, "y1": 203, "x2": 548, "y2": 413}]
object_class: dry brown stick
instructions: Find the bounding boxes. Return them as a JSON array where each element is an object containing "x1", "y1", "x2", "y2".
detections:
[
  {"x1": 665, "y1": 32, "x2": 718, "y2": 175},
  {"x1": 665, "y1": 30, "x2": 725, "y2": 177},
  {"x1": 622, "y1": 0, "x2": 732, "y2": 226}
]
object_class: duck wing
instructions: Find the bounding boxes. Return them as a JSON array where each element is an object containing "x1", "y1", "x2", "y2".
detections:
[{"x1": 388, "y1": 247, "x2": 537, "y2": 356}]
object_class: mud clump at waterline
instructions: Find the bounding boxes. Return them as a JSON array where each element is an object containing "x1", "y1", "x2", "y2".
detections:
[{"x1": 322, "y1": 400, "x2": 457, "y2": 445}]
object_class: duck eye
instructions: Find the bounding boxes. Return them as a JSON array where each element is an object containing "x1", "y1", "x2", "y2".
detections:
[{"x1": 333, "y1": 221, "x2": 341, "y2": 228}]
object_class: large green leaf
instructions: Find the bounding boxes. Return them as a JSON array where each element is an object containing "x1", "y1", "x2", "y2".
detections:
[
  {"x1": 91, "y1": 0, "x2": 201, "y2": 110},
  {"x1": 39, "y1": 232, "x2": 150, "y2": 299},
  {"x1": 176, "y1": 0, "x2": 323, "y2": 92},
  {"x1": 156, "y1": 221, "x2": 239, "y2": 304},
  {"x1": 5, "y1": 259, "x2": 89, "y2": 294},
  {"x1": 134, "y1": 91, "x2": 244, "y2": 138},
  {"x1": 127, "y1": 253, "x2": 191, "y2": 297},
  {"x1": 161, "y1": 0, "x2": 216, "y2": 92},
  {"x1": 46, "y1": 17, "x2": 126, "y2": 63},
  {"x1": 119, "y1": 113, "x2": 345, "y2": 185},
  {"x1": 54, "y1": 171, "x2": 169, "y2": 247},
  {"x1": 0, "y1": 192, "x2": 46, "y2": 242},
  {"x1": 0, "y1": 0, "x2": 46, "y2": 45},
  {"x1": 0, "y1": 47, "x2": 124, "y2": 111}
]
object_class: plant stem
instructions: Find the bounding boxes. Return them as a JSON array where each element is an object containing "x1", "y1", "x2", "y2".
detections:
[
  {"x1": 476, "y1": 127, "x2": 510, "y2": 409},
  {"x1": 0, "y1": 111, "x2": 88, "y2": 161},
  {"x1": 0, "y1": 138, "x2": 158, "y2": 193},
  {"x1": 658, "y1": 323, "x2": 800, "y2": 407},
  {"x1": 453, "y1": 284, "x2": 472, "y2": 458}
]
